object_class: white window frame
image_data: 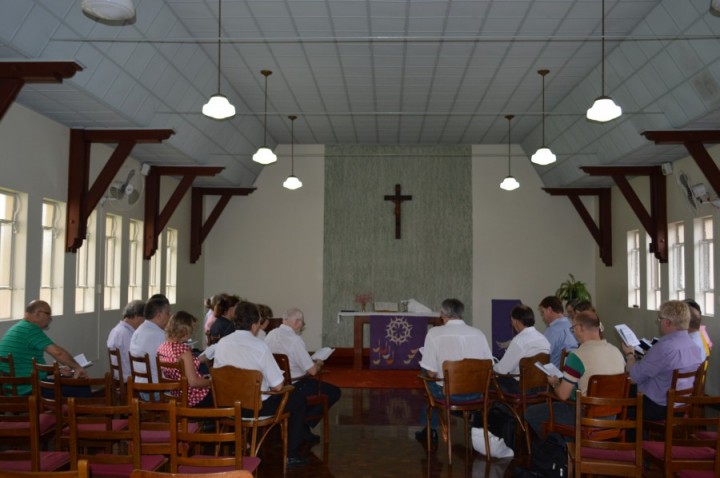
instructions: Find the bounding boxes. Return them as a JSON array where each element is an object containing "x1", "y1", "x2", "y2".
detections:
[
  {"x1": 0, "y1": 190, "x2": 24, "y2": 320},
  {"x1": 668, "y1": 221, "x2": 685, "y2": 301},
  {"x1": 165, "y1": 228, "x2": 177, "y2": 304},
  {"x1": 694, "y1": 216, "x2": 714, "y2": 316},
  {"x1": 40, "y1": 200, "x2": 65, "y2": 313},
  {"x1": 75, "y1": 211, "x2": 96, "y2": 313},
  {"x1": 627, "y1": 230, "x2": 641, "y2": 308},
  {"x1": 104, "y1": 213, "x2": 122, "y2": 310},
  {"x1": 148, "y1": 233, "x2": 163, "y2": 297},
  {"x1": 646, "y1": 235, "x2": 662, "y2": 311},
  {"x1": 128, "y1": 219, "x2": 143, "y2": 302}
]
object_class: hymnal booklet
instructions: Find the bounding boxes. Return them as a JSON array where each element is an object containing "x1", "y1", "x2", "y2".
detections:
[
  {"x1": 311, "y1": 347, "x2": 335, "y2": 361},
  {"x1": 614, "y1": 324, "x2": 640, "y2": 347},
  {"x1": 535, "y1": 361, "x2": 563, "y2": 378},
  {"x1": 74, "y1": 353, "x2": 93, "y2": 368}
]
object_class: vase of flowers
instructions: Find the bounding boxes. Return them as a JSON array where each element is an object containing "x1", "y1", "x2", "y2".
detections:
[{"x1": 354, "y1": 292, "x2": 373, "y2": 312}]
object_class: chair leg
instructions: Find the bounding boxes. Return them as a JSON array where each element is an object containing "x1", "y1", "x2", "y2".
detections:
[
  {"x1": 282, "y1": 418, "x2": 288, "y2": 474},
  {"x1": 446, "y1": 408, "x2": 452, "y2": 465}
]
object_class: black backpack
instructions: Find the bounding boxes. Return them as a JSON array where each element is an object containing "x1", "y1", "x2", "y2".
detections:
[{"x1": 530, "y1": 432, "x2": 568, "y2": 478}]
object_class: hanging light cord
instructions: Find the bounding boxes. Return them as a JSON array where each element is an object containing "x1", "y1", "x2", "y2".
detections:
[
  {"x1": 541, "y1": 72, "x2": 546, "y2": 146},
  {"x1": 290, "y1": 116, "x2": 295, "y2": 175},
  {"x1": 601, "y1": 0, "x2": 606, "y2": 96},
  {"x1": 263, "y1": 73, "x2": 269, "y2": 147},
  {"x1": 506, "y1": 114, "x2": 513, "y2": 175},
  {"x1": 216, "y1": 0, "x2": 222, "y2": 93}
]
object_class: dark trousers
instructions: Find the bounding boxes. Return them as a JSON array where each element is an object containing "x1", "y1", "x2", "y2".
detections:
[
  {"x1": 292, "y1": 377, "x2": 342, "y2": 428},
  {"x1": 248, "y1": 389, "x2": 307, "y2": 458}
]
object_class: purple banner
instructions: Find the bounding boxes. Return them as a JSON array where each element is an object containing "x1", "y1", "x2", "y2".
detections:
[
  {"x1": 369, "y1": 315, "x2": 428, "y2": 370},
  {"x1": 492, "y1": 299, "x2": 521, "y2": 359}
]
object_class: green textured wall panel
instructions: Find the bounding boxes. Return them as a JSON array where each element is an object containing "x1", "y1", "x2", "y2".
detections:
[{"x1": 323, "y1": 144, "x2": 472, "y2": 346}]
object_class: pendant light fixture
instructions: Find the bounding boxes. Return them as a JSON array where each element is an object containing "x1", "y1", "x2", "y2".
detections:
[
  {"x1": 81, "y1": 0, "x2": 135, "y2": 22},
  {"x1": 283, "y1": 115, "x2": 302, "y2": 190},
  {"x1": 202, "y1": 0, "x2": 235, "y2": 120},
  {"x1": 586, "y1": 0, "x2": 622, "y2": 122},
  {"x1": 531, "y1": 69, "x2": 556, "y2": 166},
  {"x1": 500, "y1": 114, "x2": 520, "y2": 191},
  {"x1": 253, "y1": 70, "x2": 277, "y2": 165}
]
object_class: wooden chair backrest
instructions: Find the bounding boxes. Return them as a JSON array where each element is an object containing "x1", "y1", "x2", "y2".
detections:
[
  {"x1": 129, "y1": 352, "x2": 153, "y2": 384},
  {"x1": 693, "y1": 358, "x2": 709, "y2": 396},
  {"x1": 107, "y1": 347, "x2": 126, "y2": 404},
  {"x1": 156, "y1": 356, "x2": 186, "y2": 384},
  {"x1": 211, "y1": 366, "x2": 264, "y2": 416},
  {"x1": 131, "y1": 469, "x2": 253, "y2": 478},
  {"x1": 272, "y1": 354, "x2": 292, "y2": 385},
  {"x1": 0, "y1": 353, "x2": 15, "y2": 377},
  {"x1": 441, "y1": 358, "x2": 493, "y2": 397},
  {"x1": 0, "y1": 393, "x2": 42, "y2": 470},
  {"x1": 0, "y1": 459, "x2": 89, "y2": 478},
  {"x1": 127, "y1": 376, "x2": 189, "y2": 406},
  {"x1": 574, "y1": 391, "x2": 644, "y2": 475},
  {"x1": 584, "y1": 373, "x2": 632, "y2": 418},
  {"x1": 519, "y1": 352, "x2": 551, "y2": 393},
  {"x1": 0, "y1": 357, "x2": 26, "y2": 397}
]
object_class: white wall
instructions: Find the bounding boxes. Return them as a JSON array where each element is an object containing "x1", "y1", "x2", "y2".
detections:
[
  {"x1": 202, "y1": 145, "x2": 326, "y2": 350},
  {"x1": 471, "y1": 144, "x2": 596, "y2": 332}
]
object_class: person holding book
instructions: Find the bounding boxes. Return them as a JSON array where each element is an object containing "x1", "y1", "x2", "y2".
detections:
[
  {"x1": 538, "y1": 295, "x2": 578, "y2": 368},
  {"x1": 622, "y1": 300, "x2": 703, "y2": 422},
  {"x1": 265, "y1": 307, "x2": 341, "y2": 442},
  {"x1": 524, "y1": 310, "x2": 625, "y2": 439},
  {"x1": 493, "y1": 304, "x2": 550, "y2": 394}
]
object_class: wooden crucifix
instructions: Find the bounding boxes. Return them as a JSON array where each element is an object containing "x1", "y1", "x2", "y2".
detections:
[{"x1": 384, "y1": 184, "x2": 412, "y2": 239}]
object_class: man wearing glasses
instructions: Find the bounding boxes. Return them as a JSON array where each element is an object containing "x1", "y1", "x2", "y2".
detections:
[
  {"x1": 622, "y1": 300, "x2": 702, "y2": 421},
  {"x1": 0, "y1": 300, "x2": 88, "y2": 395}
]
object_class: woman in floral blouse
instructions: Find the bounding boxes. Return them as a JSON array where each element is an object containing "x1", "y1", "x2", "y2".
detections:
[{"x1": 157, "y1": 311, "x2": 213, "y2": 407}]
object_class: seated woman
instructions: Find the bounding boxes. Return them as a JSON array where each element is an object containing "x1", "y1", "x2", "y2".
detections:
[
  {"x1": 207, "y1": 294, "x2": 240, "y2": 345},
  {"x1": 157, "y1": 311, "x2": 213, "y2": 408}
]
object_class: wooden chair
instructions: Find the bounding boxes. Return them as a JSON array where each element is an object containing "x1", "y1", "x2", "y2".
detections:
[
  {"x1": 0, "y1": 459, "x2": 89, "y2": 478},
  {"x1": 156, "y1": 356, "x2": 187, "y2": 384},
  {"x1": 642, "y1": 391, "x2": 720, "y2": 478},
  {"x1": 545, "y1": 372, "x2": 631, "y2": 441},
  {"x1": 129, "y1": 352, "x2": 154, "y2": 385},
  {"x1": 0, "y1": 353, "x2": 17, "y2": 393},
  {"x1": 167, "y1": 400, "x2": 261, "y2": 474},
  {"x1": 419, "y1": 358, "x2": 493, "y2": 464},
  {"x1": 107, "y1": 348, "x2": 127, "y2": 405},
  {"x1": 130, "y1": 470, "x2": 253, "y2": 478},
  {"x1": 492, "y1": 352, "x2": 550, "y2": 452},
  {"x1": 67, "y1": 397, "x2": 167, "y2": 478},
  {"x1": 0, "y1": 392, "x2": 70, "y2": 473},
  {"x1": 569, "y1": 391, "x2": 644, "y2": 478},
  {"x1": 211, "y1": 365, "x2": 293, "y2": 473},
  {"x1": 273, "y1": 353, "x2": 330, "y2": 446}
]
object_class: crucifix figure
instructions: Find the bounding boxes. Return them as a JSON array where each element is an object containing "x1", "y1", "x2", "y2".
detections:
[{"x1": 384, "y1": 184, "x2": 412, "y2": 239}]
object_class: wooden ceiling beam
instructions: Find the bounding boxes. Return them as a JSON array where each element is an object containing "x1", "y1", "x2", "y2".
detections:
[
  {"x1": 65, "y1": 128, "x2": 174, "y2": 253},
  {"x1": 143, "y1": 166, "x2": 225, "y2": 260},
  {"x1": 544, "y1": 188, "x2": 612, "y2": 266},
  {"x1": 190, "y1": 187, "x2": 256, "y2": 263},
  {"x1": 0, "y1": 61, "x2": 82, "y2": 121},
  {"x1": 642, "y1": 130, "x2": 720, "y2": 201},
  {"x1": 582, "y1": 166, "x2": 668, "y2": 263}
]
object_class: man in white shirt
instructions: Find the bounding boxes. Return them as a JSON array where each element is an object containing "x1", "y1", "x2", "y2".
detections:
[
  {"x1": 265, "y1": 307, "x2": 341, "y2": 443},
  {"x1": 416, "y1": 298, "x2": 492, "y2": 441},
  {"x1": 129, "y1": 295, "x2": 170, "y2": 383},
  {"x1": 107, "y1": 300, "x2": 145, "y2": 380},
  {"x1": 214, "y1": 302, "x2": 309, "y2": 467},
  {"x1": 494, "y1": 304, "x2": 551, "y2": 394}
]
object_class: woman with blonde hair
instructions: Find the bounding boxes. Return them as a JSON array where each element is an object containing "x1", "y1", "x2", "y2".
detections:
[{"x1": 157, "y1": 311, "x2": 213, "y2": 407}]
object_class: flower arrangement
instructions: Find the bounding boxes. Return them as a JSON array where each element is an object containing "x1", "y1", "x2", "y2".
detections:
[{"x1": 354, "y1": 292, "x2": 373, "y2": 312}]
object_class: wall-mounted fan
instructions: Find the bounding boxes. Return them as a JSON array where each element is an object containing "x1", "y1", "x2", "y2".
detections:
[
  {"x1": 676, "y1": 170, "x2": 720, "y2": 214},
  {"x1": 106, "y1": 167, "x2": 144, "y2": 211},
  {"x1": 676, "y1": 170, "x2": 699, "y2": 214}
]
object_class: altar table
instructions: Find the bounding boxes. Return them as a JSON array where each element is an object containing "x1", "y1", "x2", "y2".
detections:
[{"x1": 337, "y1": 312, "x2": 442, "y2": 369}]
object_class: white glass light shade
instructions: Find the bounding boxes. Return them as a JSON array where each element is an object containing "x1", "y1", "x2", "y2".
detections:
[
  {"x1": 586, "y1": 96, "x2": 622, "y2": 122},
  {"x1": 253, "y1": 147, "x2": 277, "y2": 165},
  {"x1": 202, "y1": 94, "x2": 235, "y2": 120},
  {"x1": 283, "y1": 175, "x2": 303, "y2": 190},
  {"x1": 499, "y1": 176, "x2": 520, "y2": 191},
  {"x1": 81, "y1": 0, "x2": 135, "y2": 21},
  {"x1": 531, "y1": 147, "x2": 556, "y2": 166},
  {"x1": 711, "y1": 0, "x2": 720, "y2": 16}
]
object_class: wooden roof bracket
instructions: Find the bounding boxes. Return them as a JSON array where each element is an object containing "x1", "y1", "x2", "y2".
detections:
[
  {"x1": 582, "y1": 166, "x2": 668, "y2": 263},
  {"x1": 144, "y1": 167, "x2": 225, "y2": 260},
  {"x1": 0, "y1": 61, "x2": 83, "y2": 121},
  {"x1": 543, "y1": 188, "x2": 612, "y2": 266},
  {"x1": 66, "y1": 128, "x2": 174, "y2": 252},
  {"x1": 642, "y1": 130, "x2": 720, "y2": 198},
  {"x1": 190, "y1": 187, "x2": 256, "y2": 263}
]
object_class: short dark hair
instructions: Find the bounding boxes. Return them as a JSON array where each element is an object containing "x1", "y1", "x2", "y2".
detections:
[
  {"x1": 123, "y1": 300, "x2": 145, "y2": 318},
  {"x1": 574, "y1": 300, "x2": 594, "y2": 314},
  {"x1": 684, "y1": 299, "x2": 702, "y2": 330},
  {"x1": 232, "y1": 301, "x2": 261, "y2": 331},
  {"x1": 440, "y1": 299, "x2": 464, "y2": 319},
  {"x1": 510, "y1": 304, "x2": 535, "y2": 327},
  {"x1": 145, "y1": 296, "x2": 169, "y2": 321},
  {"x1": 539, "y1": 296, "x2": 563, "y2": 313}
]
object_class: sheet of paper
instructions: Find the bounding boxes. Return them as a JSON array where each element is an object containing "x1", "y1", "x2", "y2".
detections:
[
  {"x1": 74, "y1": 353, "x2": 93, "y2": 368},
  {"x1": 535, "y1": 361, "x2": 563, "y2": 378},
  {"x1": 311, "y1": 347, "x2": 335, "y2": 361},
  {"x1": 614, "y1": 324, "x2": 640, "y2": 347}
]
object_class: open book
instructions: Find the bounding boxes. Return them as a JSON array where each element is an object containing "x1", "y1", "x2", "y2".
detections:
[
  {"x1": 74, "y1": 353, "x2": 93, "y2": 368},
  {"x1": 535, "y1": 361, "x2": 563, "y2": 378},
  {"x1": 614, "y1": 324, "x2": 640, "y2": 347},
  {"x1": 311, "y1": 347, "x2": 335, "y2": 361}
]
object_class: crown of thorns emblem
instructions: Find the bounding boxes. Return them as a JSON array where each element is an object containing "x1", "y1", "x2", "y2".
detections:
[{"x1": 385, "y1": 317, "x2": 413, "y2": 345}]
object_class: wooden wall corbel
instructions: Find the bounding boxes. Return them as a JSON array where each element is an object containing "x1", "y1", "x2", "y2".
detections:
[
  {"x1": 143, "y1": 167, "x2": 224, "y2": 260},
  {"x1": 190, "y1": 187, "x2": 256, "y2": 263},
  {"x1": 582, "y1": 166, "x2": 667, "y2": 263},
  {"x1": 0, "y1": 61, "x2": 82, "y2": 121},
  {"x1": 543, "y1": 188, "x2": 612, "y2": 266},
  {"x1": 65, "y1": 129, "x2": 174, "y2": 252},
  {"x1": 642, "y1": 130, "x2": 720, "y2": 197}
]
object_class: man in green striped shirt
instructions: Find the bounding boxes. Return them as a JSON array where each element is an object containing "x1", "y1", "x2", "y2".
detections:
[{"x1": 0, "y1": 300, "x2": 88, "y2": 395}]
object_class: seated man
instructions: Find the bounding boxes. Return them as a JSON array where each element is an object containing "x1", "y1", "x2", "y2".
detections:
[
  {"x1": 493, "y1": 304, "x2": 550, "y2": 394},
  {"x1": 539, "y1": 295, "x2": 578, "y2": 368},
  {"x1": 0, "y1": 300, "x2": 89, "y2": 396},
  {"x1": 622, "y1": 300, "x2": 703, "y2": 422},
  {"x1": 685, "y1": 299, "x2": 709, "y2": 362},
  {"x1": 525, "y1": 310, "x2": 625, "y2": 439},
  {"x1": 265, "y1": 307, "x2": 342, "y2": 442},
  {"x1": 107, "y1": 299, "x2": 145, "y2": 380},
  {"x1": 129, "y1": 295, "x2": 170, "y2": 383},
  {"x1": 214, "y1": 301, "x2": 309, "y2": 467}
]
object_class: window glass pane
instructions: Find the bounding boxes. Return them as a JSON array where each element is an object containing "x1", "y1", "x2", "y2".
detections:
[
  {"x1": 75, "y1": 211, "x2": 96, "y2": 313},
  {"x1": 128, "y1": 219, "x2": 143, "y2": 301},
  {"x1": 627, "y1": 230, "x2": 640, "y2": 308},
  {"x1": 165, "y1": 228, "x2": 177, "y2": 304},
  {"x1": 104, "y1": 214, "x2": 121, "y2": 310}
]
